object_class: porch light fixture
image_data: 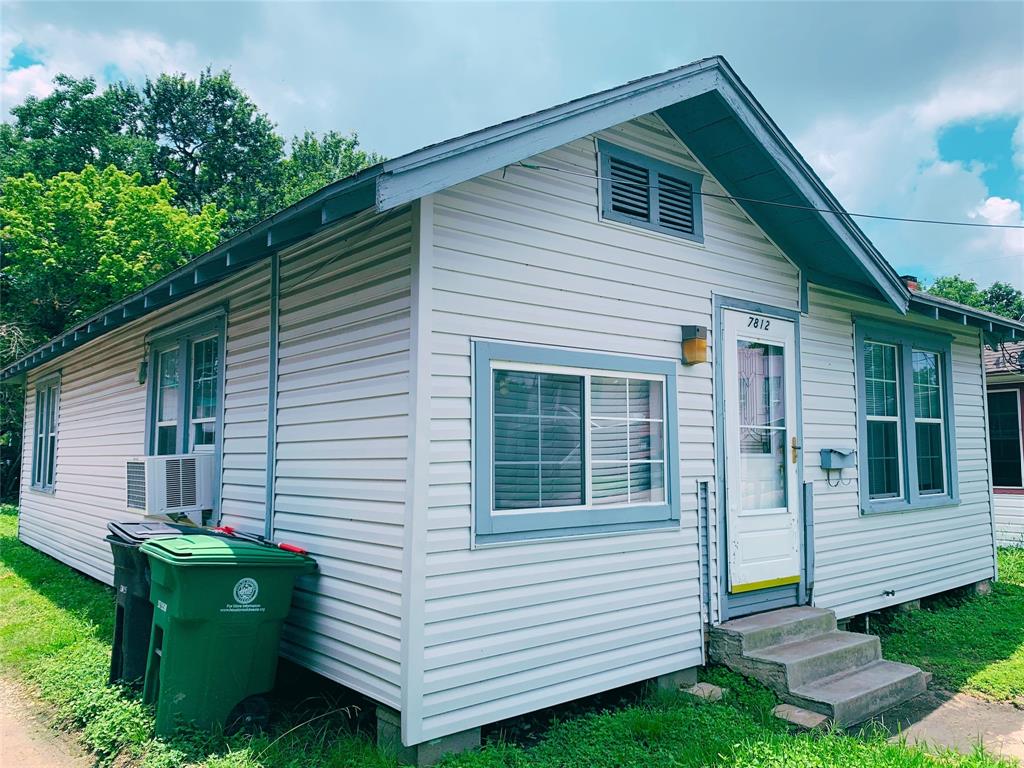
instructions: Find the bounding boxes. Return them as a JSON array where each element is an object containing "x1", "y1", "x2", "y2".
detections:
[{"x1": 681, "y1": 325, "x2": 708, "y2": 365}]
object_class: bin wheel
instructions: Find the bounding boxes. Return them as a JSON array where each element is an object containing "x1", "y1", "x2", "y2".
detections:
[{"x1": 227, "y1": 695, "x2": 270, "y2": 734}]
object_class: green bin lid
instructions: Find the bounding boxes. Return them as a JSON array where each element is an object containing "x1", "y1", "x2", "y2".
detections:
[{"x1": 140, "y1": 535, "x2": 314, "y2": 569}]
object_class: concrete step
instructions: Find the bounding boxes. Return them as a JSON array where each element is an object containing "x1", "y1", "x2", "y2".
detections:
[
  {"x1": 748, "y1": 631, "x2": 882, "y2": 689},
  {"x1": 709, "y1": 606, "x2": 836, "y2": 660},
  {"x1": 788, "y1": 659, "x2": 927, "y2": 727}
]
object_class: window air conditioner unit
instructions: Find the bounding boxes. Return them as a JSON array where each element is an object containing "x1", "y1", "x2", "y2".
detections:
[{"x1": 125, "y1": 454, "x2": 214, "y2": 521}]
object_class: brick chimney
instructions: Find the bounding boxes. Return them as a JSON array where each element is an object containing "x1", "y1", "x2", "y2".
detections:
[{"x1": 899, "y1": 274, "x2": 919, "y2": 291}]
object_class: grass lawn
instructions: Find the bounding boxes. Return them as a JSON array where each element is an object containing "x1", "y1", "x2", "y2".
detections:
[
  {"x1": 873, "y1": 548, "x2": 1024, "y2": 702},
  {"x1": 0, "y1": 504, "x2": 1015, "y2": 768}
]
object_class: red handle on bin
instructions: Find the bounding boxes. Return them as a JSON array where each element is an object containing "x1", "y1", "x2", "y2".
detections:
[{"x1": 213, "y1": 525, "x2": 306, "y2": 555}]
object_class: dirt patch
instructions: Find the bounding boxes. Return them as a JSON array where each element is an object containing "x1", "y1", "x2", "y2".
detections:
[{"x1": 0, "y1": 677, "x2": 92, "y2": 768}]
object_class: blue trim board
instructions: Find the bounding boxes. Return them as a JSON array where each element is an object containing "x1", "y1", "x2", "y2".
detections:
[
  {"x1": 264, "y1": 252, "x2": 280, "y2": 538},
  {"x1": 472, "y1": 340, "x2": 681, "y2": 544},
  {"x1": 712, "y1": 295, "x2": 806, "y2": 621},
  {"x1": 596, "y1": 139, "x2": 705, "y2": 244},
  {"x1": 853, "y1": 317, "x2": 960, "y2": 515}
]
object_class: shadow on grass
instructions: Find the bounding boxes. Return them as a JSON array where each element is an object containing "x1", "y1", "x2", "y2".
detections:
[
  {"x1": 0, "y1": 507, "x2": 116, "y2": 643},
  {"x1": 864, "y1": 565, "x2": 1024, "y2": 701}
]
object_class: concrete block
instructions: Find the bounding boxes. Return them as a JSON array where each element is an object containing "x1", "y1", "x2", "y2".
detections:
[
  {"x1": 377, "y1": 706, "x2": 480, "y2": 767},
  {"x1": 654, "y1": 666, "x2": 698, "y2": 691},
  {"x1": 683, "y1": 682, "x2": 726, "y2": 702},
  {"x1": 773, "y1": 703, "x2": 829, "y2": 730},
  {"x1": 896, "y1": 599, "x2": 921, "y2": 613}
]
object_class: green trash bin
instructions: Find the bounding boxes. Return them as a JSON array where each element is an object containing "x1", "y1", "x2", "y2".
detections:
[{"x1": 139, "y1": 535, "x2": 316, "y2": 736}]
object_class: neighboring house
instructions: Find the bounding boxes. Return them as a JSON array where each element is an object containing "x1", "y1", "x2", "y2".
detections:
[
  {"x1": 4, "y1": 57, "x2": 1023, "y2": 757},
  {"x1": 985, "y1": 342, "x2": 1024, "y2": 546}
]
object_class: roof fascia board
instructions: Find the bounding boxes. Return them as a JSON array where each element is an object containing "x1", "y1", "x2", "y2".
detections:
[
  {"x1": 696, "y1": 64, "x2": 908, "y2": 313},
  {"x1": 375, "y1": 67, "x2": 722, "y2": 209}
]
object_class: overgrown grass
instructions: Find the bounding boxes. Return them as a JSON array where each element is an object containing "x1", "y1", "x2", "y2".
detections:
[
  {"x1": 0, "y1": 504, "x2": 1016, "y2": 767},
  {"x1": 874, "y1": 548, "x2": 1024, "y2": 702}
]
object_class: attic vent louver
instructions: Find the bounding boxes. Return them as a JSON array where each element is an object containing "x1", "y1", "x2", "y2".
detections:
[
  {"x1": 656, "y1": 172, "x2": 695, "y2": 236},
  {"x1": 598, "y1": 139, "x2": 704, "y2": 244},
  {"x1": 608, "y1": 156, "x2": 650, "y2": 220}
]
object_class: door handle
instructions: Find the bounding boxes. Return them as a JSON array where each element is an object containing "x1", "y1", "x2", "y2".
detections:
[{"x1": 791, "y1": 436, "x2": 801, "y2": 464}]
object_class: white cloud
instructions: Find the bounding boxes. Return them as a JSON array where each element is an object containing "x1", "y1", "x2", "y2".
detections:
[
  {"x1": 1, "y1": 23, "x2": 199, "y2": 113},
  {"x1": 798, "y1": 62, "x2": 1024, "y2": 289}
]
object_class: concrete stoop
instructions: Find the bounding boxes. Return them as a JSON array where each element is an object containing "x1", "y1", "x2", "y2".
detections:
[{"x1": 709, "y1": 606, "x2": 927, "y2": 727}]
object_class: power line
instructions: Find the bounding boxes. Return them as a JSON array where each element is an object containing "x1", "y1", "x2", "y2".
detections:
[{"x1": 513, "y1": 161, "x2": 1024, "y2": 230}]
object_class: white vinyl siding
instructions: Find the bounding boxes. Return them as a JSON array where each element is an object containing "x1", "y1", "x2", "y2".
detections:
[
  {"x1": 272, "y1": 208, "x2": 413, "y2": 710},
  {"x1": 802, "y1": 285, "x2": 997, "y2": 618},
  {"x1": 414, "y1": 113, "x2": 800, "y2": 741},
  {"x1": 18, "y1": 261, "x2": 271, "y2": 584},
  {"x1": 995, "y1": 493, "x2": 1024, "y2": 547}
]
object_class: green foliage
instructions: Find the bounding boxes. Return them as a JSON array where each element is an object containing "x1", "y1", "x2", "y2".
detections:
[
  {"x1": 281, "y1": 130, "x2": 384, "y2": 207},
  {"x1": 1, "y1": 164, "x2": 225, "y2": 343},
  {"x1": 0, "y1": 75, "x2": 154, "y2": 182},
  {"x1": 873, "y1": 549, "x2": 1024, "y2": 701},
  {"x1": 141, "y1": 68, "x2": 285, "y2": 233},
  {"x1": 2, "y1": 69, "x2": 383, "y2": 238},
  {"x1": 1, "y1": 504, "x2": 1013, "y2": 768},
  {"x1": 926, "y1": 276, "x2": 1024, "y2": 321}
]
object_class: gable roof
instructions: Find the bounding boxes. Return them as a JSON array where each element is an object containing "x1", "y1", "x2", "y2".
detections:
[{"x1": 3, "y1": 55, "x2": 1021, "y2": 383}]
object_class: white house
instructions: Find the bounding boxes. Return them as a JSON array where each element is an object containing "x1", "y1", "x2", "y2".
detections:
[
  {"x1": 986, "y1": 342, "x2": 1024, "y2": 545},
  {"x1": 5, "y1": 57, "x2": 1022, "y2": 762}
]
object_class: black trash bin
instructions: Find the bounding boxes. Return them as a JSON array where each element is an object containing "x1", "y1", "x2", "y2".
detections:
[{"x1": 106, "y1": 520, "x2": 200, "y2": 684}]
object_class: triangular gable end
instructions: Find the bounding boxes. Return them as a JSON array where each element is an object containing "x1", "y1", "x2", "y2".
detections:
[{"x1": 374, "y1": 56, "x2": 909, "y2": 312}]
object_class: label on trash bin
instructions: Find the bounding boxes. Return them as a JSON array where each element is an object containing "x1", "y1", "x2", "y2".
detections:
[
  {"x1": 221, "y1": 577, "x2": 265, "y2": 613},
  {"x1": 157, "y1": 600, "x2": 167, "y2": 612}
]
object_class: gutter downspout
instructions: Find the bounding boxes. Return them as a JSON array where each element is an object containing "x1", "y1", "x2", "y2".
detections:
[{"x1": 264, "y1": 252, "x2": 280, "y2": 540}]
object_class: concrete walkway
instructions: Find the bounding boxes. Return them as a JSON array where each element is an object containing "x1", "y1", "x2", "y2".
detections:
[
  {"x1": 0, "y1": 678, "x2": 91, "y2": 768},
  {"x1": 856, "y1": 688, "x2": 1024, "y2": 762}
]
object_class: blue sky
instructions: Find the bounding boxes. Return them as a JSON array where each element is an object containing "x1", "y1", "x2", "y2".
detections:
[{"x1": 2, "y1": 1, "x2": 1021, "y2": 288}]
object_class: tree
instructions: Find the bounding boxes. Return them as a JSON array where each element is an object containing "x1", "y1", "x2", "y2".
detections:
[
  {"x1": 141, "y1": 69, "x2": 285, "y2": 233},
  {"x1": 281, "y1": 130, "x2": 384, "y2": 207},
  {"x1": 1, "y1": 165, "x2": 225, "y2": 348},
  {"x1": 0, "y1": 75, "x2": 154, "y2": 182},
  {"x1": 982, "y1": 282, "x2": 1024, "y2": 321},
  {"x1": 2, "y1": 70, "x2": 383, "y2": 238},
  {"x1": 925, "y1": 275, "x2": 1024, "y2": 321}
]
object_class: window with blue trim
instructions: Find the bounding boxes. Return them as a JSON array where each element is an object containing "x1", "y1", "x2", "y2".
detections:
[
  {"x1": 31, "y1": 374, "x2": 60, "y2": 492},
  {"x1": 597, "y1": 139, "x2": 704, "y2": 244},
  {"x1": 855, "y1": 319, "x2": 958, "y2": 514},
  {"x1": 474, "y1": 341, "x2": 680, "y2": 543},
  {"x1": 147, "y1": 315, "x2": 224, "y2": 457}
]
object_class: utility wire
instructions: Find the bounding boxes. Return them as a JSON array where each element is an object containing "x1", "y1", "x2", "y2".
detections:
[{"x1": 514, "y1": 161, "x2": 1024, "y2": 230}]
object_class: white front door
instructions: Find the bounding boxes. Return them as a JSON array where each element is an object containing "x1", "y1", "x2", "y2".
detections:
[{"x1": 722, "y1": 308, "x2": 801, "y2": 593}]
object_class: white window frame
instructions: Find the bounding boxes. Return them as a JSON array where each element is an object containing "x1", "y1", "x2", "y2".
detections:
[
  {"x1": 188, "y1": 333, "x2": 219, "y2": 454},
  {"x1": 489, "y1": 360, "x2": 668, "y2": 517},
  {"x1": 864, "y1": 340, "x2": 904, "y2": 501},
  {"x1": 31, "y1": 374, "x2": 60, "y2": 493},
  {"x1": 912, "y1": 348, "x2": 946, "y2": 496}
]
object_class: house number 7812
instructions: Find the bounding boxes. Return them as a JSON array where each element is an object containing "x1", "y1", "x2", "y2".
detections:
[{"x1": 747, "y1": 315, "x2": 770, "y2": 331}]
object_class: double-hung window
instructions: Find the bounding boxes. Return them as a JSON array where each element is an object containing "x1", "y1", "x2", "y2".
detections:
[
  {"x1": 147, "y1": 314, "x2": 224, "y2": 457},
  {"x1": 31, "y1": 374, "x2": 60, "y2": 492},
  {"x1": 597, "y1": 140, "x2": 704, "y2": 244},
  {"x1": 474, "y1": 341, "x2": 680, "y2": 543},
  {"x1": 988, "y1": 390, "x2": 1023, "y2": 489},
  {"x1": 855, "y1": 319, "x2": 958, "y2": 513}
]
